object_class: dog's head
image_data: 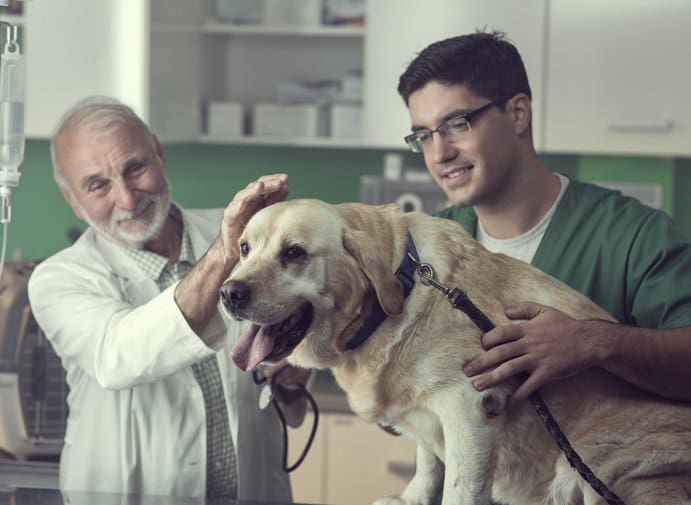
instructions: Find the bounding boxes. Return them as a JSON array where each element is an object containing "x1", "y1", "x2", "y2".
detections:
[{"x1": 220, "y1": 199, "x2": 409, "y2": 372}]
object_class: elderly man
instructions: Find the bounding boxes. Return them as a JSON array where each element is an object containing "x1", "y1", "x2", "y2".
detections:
[{"x1": 28, "y1": 96, "x2": 309, "y2": 500}]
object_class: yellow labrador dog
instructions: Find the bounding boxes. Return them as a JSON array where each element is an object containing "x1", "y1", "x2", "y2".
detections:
[{"x1": 220, "y1": 199, "x2": 691, "y2": 505}]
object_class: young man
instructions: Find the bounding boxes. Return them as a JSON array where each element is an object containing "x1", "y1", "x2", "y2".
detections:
[
  {"x1": 27, "y1": 96, "x2": 310, "y2": 499},
  {"x1": 397, "y1": 31, "x2": 691, "y2": 409}
]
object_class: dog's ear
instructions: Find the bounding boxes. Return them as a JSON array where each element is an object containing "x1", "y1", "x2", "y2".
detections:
[{"x1": 339, "y1": 203, "x2": 407, "y2": 317}]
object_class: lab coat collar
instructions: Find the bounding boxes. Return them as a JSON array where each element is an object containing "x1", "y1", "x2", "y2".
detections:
[{"x1": 86, "y1": 202, "x2": 218, "y2": 305}]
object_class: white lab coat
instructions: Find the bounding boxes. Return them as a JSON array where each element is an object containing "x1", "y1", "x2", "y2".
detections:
[{"x1": 27, "y1": 206, "x2": 291, "y2": 501}]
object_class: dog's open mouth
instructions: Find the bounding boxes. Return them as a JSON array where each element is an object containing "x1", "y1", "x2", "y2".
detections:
[{"x1": 230, "y1": 303, "x2": 313, "y2": 371}]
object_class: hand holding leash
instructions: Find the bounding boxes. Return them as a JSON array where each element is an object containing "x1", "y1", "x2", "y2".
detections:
[{"x1": 463, "y1": 301, "x2": 608, "y2": 410}]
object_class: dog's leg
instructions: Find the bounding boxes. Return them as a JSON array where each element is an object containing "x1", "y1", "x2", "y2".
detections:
[
  {"x1": 400, "y1": 445, "x2": 445, "y2": 504},
  {"x1": 372, "y1": 445, "x2": 444, "y2": 505},
  {"x1": 435, "y1": 387, "x2": 506, "y2": 505}
]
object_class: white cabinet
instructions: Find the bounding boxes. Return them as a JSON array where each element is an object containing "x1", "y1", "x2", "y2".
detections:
[
  {"x1": 19, "y1": 0, "x2": 145, "y2": 138},
  {"x1": 16, "y1": 0, "x2": 363, "y2": 145},
  {"x1": 289, "y1": 411, "x2": 417, "y2": 505},
  {"x1": 544, "y1": 0, "x2": 691, "y2": 156},
  {"x1": 324, "y1": 413, "x2": 416, "y2": 505},
  {"x1": 18, "y1": 0, "x2": 201, "y2": 140},
  {"x1": 17, "y1": 0, "x2": 688, "y2": 156},
  {"x1": 362, "y1": 0, "x2": 547, "y2": 150}
]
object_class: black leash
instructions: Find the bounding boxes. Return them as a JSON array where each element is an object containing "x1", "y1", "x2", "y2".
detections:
[{"x1": 408, "y1": 254, "x2": 625, "y2": 505}]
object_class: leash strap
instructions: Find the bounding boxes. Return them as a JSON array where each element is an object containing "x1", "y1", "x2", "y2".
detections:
[
  {"x1": 447, "y1": 288, "x2": 624, "y2": 504},
  {"x1": 412, "y1": 250, "x2": 625, "y2": 504}
]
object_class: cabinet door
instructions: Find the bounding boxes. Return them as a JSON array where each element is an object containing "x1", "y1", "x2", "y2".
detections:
[
  {"x1": 23, "y1": 0, "x2": 148, "y2": 138},
  {"x1": 325, "y1": 413, "x2": 417, "y2": 505},
  {"x1": 363, "y1": 0, "x2": 547, "y2": 150},
  {"x1": 21, "y1": 0, "x2": 201, "y2": 140},
  {"x1": 289, "y1": 411, "x2": 326, "y2": 504},
  {"x1": 544, "y1": 0, "x2": 691, "y2": 156}
]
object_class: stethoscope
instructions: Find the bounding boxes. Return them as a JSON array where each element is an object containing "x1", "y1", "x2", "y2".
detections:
[{"x1": 252, "y1": 367, "x2": 319, "y2": 473}]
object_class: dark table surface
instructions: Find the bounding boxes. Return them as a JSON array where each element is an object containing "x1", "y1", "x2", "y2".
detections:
[{"x1": 0, "y1": 487, "x2": 318, "y2": 505}]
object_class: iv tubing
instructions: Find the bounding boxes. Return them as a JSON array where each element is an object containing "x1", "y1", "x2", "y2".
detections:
[{"x1": 0, "y1": 220, "x2": 8, "y2": 281}]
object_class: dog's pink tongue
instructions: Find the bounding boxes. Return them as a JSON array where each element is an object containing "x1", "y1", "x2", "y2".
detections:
[{"x1": 230, "y1": 323, "x2": 277, "y2": 371}]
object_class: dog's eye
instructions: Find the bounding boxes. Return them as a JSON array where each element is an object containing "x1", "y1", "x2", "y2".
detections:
[
  {"x1": 240, "y1": 241, "x2": 250, "y2": 256},
  {"x1": 282, "y1": 245, "x2": 306, "y2": 262}
]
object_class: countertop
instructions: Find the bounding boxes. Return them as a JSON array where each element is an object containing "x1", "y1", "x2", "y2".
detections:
[{"x1": 0, "y1": 486, "x2": 318, "y2": 505}]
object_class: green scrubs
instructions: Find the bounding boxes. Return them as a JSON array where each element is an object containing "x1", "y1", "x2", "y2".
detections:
[{"x1": 435, "y1": 178, "x2": 691, "y2": 329}]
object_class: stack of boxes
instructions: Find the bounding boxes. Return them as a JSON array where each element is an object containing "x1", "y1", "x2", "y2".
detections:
[
  {"x1": 330, "y1": 71, "x2": 363, "y2": 140},
  {"x1": 253, "y1": 73, "x2": 362, "y2": 139},
  {"x1": 213, "y1": 0, "x2": 365, "y2": 26}
]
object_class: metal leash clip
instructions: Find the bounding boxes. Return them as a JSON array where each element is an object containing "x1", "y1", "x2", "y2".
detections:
[
  {"x1": 415, "y1": 262, "x2": 452, "y2": 295},
  {"x1": 413, "y1": 260, "x2": 480, "y2": 318}
]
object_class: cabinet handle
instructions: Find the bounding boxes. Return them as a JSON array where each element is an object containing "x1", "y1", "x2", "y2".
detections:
[
  {"x1": 607, "y1": 120, "x2": 674, "y2": 133},
  {"x1": 387, "y1": 461, "x2": 416, "y2": 480}
]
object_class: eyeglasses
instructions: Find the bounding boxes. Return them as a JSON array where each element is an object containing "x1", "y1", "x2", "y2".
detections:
[
  {"x1": 404, "y1": 97, "x2": 509, "y2": 153},
  {"x1": 252, "y1": 367, "x2": 319, "y2": 473}
]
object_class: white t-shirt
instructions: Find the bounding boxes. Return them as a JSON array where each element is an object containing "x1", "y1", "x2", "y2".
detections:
[{"x1": 476, "y1": 173, "x2": 569, "y2": 264}]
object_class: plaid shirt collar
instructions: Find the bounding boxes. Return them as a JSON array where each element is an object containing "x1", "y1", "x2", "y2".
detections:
[{"x1": 122, "y1": 205, "x2": 195, "y2": 284}]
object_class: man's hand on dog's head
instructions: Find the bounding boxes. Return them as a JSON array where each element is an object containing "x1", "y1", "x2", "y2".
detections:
[{"x1": 219, "y1": 174, "x2": 289, "y2": 266}]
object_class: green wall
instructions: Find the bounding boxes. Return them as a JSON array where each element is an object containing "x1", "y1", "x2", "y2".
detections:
[
  {"x1": 7, "y1": 140, "x2": 691, "y2": 261},
  {"x1": 9, "y1": 141, "x2": 414, "y2": 260}
]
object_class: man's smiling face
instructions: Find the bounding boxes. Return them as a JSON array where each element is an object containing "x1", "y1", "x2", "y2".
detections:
[
  {"x1": 407, "y1": 81, "x2": 521, "y2": 209},
  {"x1": 57, "y1": 121, "x2": 171, "y2": 248}
]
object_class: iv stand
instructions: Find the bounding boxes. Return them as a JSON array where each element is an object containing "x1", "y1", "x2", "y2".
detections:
[
  {"x1": 0, "y1": 21, "x2": 23, "y2": 194},
  {"x1": 0, "y1": 20, "x2": 25, "y2": 278}
]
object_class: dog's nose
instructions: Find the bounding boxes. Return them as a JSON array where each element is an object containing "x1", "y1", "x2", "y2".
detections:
[{"x1": 219, "y1": 280, "x2": 251, "y2": 310}]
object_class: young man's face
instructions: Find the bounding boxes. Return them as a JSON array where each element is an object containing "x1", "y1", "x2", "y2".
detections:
[{"x1": 406, "y1": 81, "x2": 523, "y2": 208}]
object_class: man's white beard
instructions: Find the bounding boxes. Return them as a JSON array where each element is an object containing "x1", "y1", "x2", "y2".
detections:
[{"x1": 78, "y1": 185, "x2": 172, "y2": 249}]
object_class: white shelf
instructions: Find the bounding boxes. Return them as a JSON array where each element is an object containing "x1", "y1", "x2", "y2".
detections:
[
  {"x1": 199, "y1": 134, "x2": 366, "y2": 148},
  {"x1": 0, "y1": 16, "x2": 24, "y2": 25},
  {"x1": 150, "y1": 22, "x2": 199, "y2": 33},
  {"x1": 202, "y1": 21, "x2": 364, "y2": 37}
]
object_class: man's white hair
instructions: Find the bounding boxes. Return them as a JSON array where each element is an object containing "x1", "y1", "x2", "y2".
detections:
[{"x1": 50, "y1": 96, "x2": 154, "y2": 192}]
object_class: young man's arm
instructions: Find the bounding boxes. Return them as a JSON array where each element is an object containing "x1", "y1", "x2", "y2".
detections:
[{"x1": 463, "y1": 302, "x2": 691, "y2": 409}]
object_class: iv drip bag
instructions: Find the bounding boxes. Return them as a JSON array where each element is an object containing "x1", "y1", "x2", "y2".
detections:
[{"x1": 0, "y1": 43, "x2": 25, "y2": 179}]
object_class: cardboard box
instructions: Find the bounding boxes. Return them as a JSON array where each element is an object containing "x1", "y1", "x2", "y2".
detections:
[
  {"x1": 340, "y1": 72, "x2": 363, "y2": 101},
  {"x1": 263, "y1": 0, "x2": 321, "y2": 26},
  {"x1": 277, "y1": 80, "x2": 341, "y2": 103},
  {"x1": 207, "y1": 101, "x2": 244, "y2": 137},
  {"x1": 324, "y1": 0, "x2": 366, "y2": 26},
  {"x1": 253, "y1": 102, "x2": 329, "y2": 138},
  {"x1": 214, "y1": 0, "x2": 264, "y2": 23},
  {"x1": 330, "y1": 103, "x2": 362, "y2": 140}
]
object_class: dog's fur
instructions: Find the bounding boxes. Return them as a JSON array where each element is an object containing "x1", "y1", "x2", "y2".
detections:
[{"x1": 220, "y1": 199, "x2": 691, "y2": 505}]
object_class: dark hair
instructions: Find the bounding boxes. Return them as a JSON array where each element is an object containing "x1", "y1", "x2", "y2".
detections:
[{"x1": 397, "y1": 31, "x2": 531, "y2": 105}]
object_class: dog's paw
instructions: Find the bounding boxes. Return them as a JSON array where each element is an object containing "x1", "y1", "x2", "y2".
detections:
[{"x1": 372, "y1": 495, "x2": 420, "y2": 505}]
